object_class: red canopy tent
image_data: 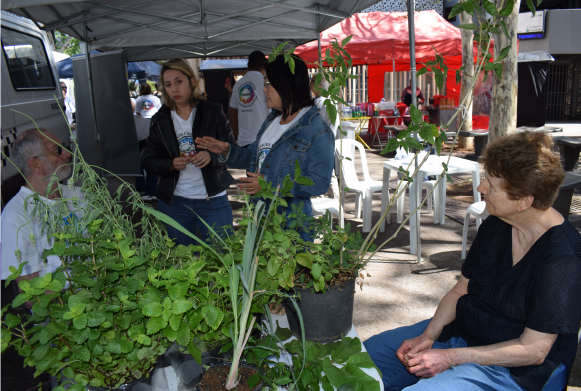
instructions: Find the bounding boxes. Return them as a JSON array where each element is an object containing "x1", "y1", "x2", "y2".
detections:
[{"x1": 295, "y1": 10, "x2": 492, "y2": 105}]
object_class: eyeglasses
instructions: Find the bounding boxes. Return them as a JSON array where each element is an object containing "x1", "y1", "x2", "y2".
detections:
[
  {"x1": 61, "y1": 86, "x2": 67, "y2": 90},
  {"x1": 34, "y1": 146, "x2": 63, "y2": 158},
  {"x1": 263, "y1": 81, "x2": 271, "y2": 88}
]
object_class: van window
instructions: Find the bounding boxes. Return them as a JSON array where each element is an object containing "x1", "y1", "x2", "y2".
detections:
[{"x1": 1, "y1": 27, "x2": 56, "y2": 90}]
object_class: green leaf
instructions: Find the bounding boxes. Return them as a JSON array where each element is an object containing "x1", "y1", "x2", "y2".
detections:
[
  {"x1": 311, "y1": 263, "x2": 323, "y2": 280},
  {"x1": 105, "y1": 340, "x2": 122, "y2": 354},
  {"x1": 142, "y1": 302, "x2": 162, "y2": 317},
  {"x1": 458, "y1": 23, "x2": 477, "y2": 30},
  {"x1": 73, "y1": 314, "x2": 87, "y2": 330},
  {"x1": 72, "y1": 346, "x2": 90, "y2": 362},
  {"x1": 381, "y1": 138, "x2": 399, "y2": 154},
  {"x1": 296, "y1": 253, "x2": 313, "y2": 268},
  {"x1": 526, "y1": 0, "x2": 536, "y2": 15},
  {"x1": 346, "y1": 352, "x2": 378, "y2": 368},
  {"x1": 187, "y1": 340, "x2": 202, "y2": 364},
  {"x1": 295, "y1": 176, "x2": 315, "y2": 186},
  {"x1": 172, "y1": 299, "x2": 193, "y2": 315},
  {"x1": 409, "y1": 105, "x2": 422, "y2": 124},
  {"x1": 87, "y1": 310, "x2": 105, "y2": 327},
  {"x1": 267, "y1": 257, "x2": 280, "y2": 277},
  {"x1": 331, "y1": 337, "x2": 362, "y2": 363},
  {"x1": 120, "y1": 337, "x2": 134, "y2": 353},
  {"x1": 497, "y1": 45, "x2": 511, "y2": 62},
  {"x1": 274, "y1": 323, "x2": 293, "y2": 341},
  {"x1": 289, "y1": 57, "x2": 295, "y2": 74},
  {"x1": 482, "y1": 0, "x2": 497, "y2": 14},
  {"x1": 294, "y1": 160, "x2": 302, "y2": 179},
  {"x1": 33, "y1": 343, "x2": 50, "y2": 361},
  {"x1": 499, "y1": 0, "x2": 514, "y2": 16},
  {"x1": 461, "y1": 0, "x2": 475, "y2": 15},
  {"x1": 416, "y1": 67, "x2": 427, "y2": 77},
  {"x1": 176, "y1": 323, "x2": 191, "y2": 346},
  {"x1": 499, "y1": 20, "x2": 510, "y2": 39},
  {"x1": 448, "y1": 3, "x2": 464, "y2": 18},
  {"x1": 3, "y1": 313, "x2": 21, "y2": 328},
  {"x1": 146, "y1": 317, "x2": 167, "y2": 335},
  {"x1": 341, "y1": 35, "x2": 353, "y2": 46},
  {"x1": 321, "y1": 357, "x2": 357, "y2": 389},
  {"x1": 202, "y1": 305, "x2": 224, "y2": 330},
  {"x1": 52, "y1": 241, "x2": 67, "y2": 256},
  {"x1": 12, "y1": 293, "x2": 32, "y2": 308}
]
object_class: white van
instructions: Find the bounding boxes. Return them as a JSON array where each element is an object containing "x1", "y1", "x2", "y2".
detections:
[{"x1": 1, "y1": 11, "x2": 69, "y2": 205}]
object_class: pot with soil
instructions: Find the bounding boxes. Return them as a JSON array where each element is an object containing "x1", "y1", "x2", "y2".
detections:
[
  {"x1": 196, "y1": 363, "x2": 263, "y2": 391},
  {"x1": 284, "y1": 277, "x2": 356, "y2": 343}
]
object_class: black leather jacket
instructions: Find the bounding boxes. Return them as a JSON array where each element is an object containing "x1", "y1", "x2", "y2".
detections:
[{"x1": 141, "y1": 101, "x2": 236, "y2": 205}]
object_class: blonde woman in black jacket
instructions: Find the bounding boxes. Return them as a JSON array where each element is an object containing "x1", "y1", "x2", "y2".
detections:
[{"x1": 141, "y1": 59, "x2": 236, "y2": 245}]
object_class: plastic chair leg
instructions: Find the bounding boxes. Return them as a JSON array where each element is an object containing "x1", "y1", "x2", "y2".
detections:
[
  {"x1": 355, "y1": 193, "x2": 362, "y2": 219},
  {"x1": 397, "y1": 191, "x2": 405, "y2": 224},
  {"x1": 362, "y1": 189, "x2": 373, "y2": 233}
]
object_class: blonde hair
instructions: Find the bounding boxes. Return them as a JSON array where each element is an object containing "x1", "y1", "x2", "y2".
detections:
[{"x1": 160, "y1": 59, "x2": 204, "y2": 110}]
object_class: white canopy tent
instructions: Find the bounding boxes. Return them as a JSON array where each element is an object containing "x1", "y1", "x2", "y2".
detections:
[{"x1": 3, "y1": 0, "x2": 382, "y2": 61}]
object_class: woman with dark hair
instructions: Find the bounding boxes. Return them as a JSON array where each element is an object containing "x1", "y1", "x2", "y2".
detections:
[
  {"x1": 141, "y1": 58, "x2": 236, "y2": 245},
  {"x1": 364, "y1": 132, "x2": 581, "y2": 391},
  {"x1": 196, "y1": 55, "x2": 335, "y2": 241}
]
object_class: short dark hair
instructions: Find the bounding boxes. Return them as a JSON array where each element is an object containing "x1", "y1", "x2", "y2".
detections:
[
  {"x1": 247, "y1": 51, "x2": 266, "y2": 70},
  {"x1": 481, "y1": 132, "x2": 565, "y2": 210},
  {"x1": 264, "y1": 55, "x2": 314, "y2": 120},
  {"x1": 140, "y1": 83, "x2": 152, "y2": 96}
]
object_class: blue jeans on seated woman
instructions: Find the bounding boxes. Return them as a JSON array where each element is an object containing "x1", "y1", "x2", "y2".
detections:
[
  {"x1": 157, "y1": 194, "x2": 233, "y2": 246},
  {"x1": 364, "y1": 319, "x2": 526, "y2": 391}
]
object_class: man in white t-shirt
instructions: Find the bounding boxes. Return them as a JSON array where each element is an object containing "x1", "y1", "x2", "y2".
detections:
[
  {"x1": 1, "y1": 129, "x2": 82, "y2": 309},
  {"x1": 135, "y1": 83, "x2": 162, "y2": 119},
  {"x1": 228, "y1": 51, "x2": 270, "y2": 147}
]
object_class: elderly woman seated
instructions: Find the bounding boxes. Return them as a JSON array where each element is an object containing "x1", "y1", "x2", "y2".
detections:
[{"x1": 365, "y1": 132, "x2": 581, "y2": 391}]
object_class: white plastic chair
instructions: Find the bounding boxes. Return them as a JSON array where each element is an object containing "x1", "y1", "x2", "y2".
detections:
[
  {"x1": 335, "y1": 139, "x2": 383, "y2": 232},
  {"x1": 311, "y1": 197, "x2": 344, "y2": 229},
  {"x1": 461, "y1": 201, "x2": 489, "y2": 259},
  {"x1": 396, "y1": 180, "x2": 436, "y2": 224}
]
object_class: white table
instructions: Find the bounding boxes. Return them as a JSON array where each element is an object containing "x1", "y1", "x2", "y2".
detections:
[
  {"x1": 265, "y1": 314, "x2": 384, "y2": 391},
  {"x1": 380, "y1": 152, "x2": 481, "y2": 254}
]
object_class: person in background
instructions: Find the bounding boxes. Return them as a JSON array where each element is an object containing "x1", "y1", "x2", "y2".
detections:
[
  {"x1": 196, "y1": 55, "x2": 335, "y2": 242},
  {"x1": 401, "y1": 79, "x2": 425, "y2": 107},
  {"x1": 134, "y1": 84, "x2": 161, "y2": 201},
  {"x1": 1, "y1": 129, "x2": 81, "y2": 309},
  {"x1": 365, "y1": 132, "x2": 581, "y2": 391},
  {"x1": 130, "y1": 98, "x2": 136, "y2": 115},
  {"x1": 61, "y1": 81, "x2": 76, "y2": 131},
  {"x1": 310, "y1": 71, "x2": 340, "y2": 201},
  {"x1": 135, "y1": 83, "x2": 162, "y2": 118},
  {"x1": 228, "y1": 51, "x2": 270, "y2": 147},
  {"x1": 141, "y1": 59, "x2": 236, "y2": 245}
]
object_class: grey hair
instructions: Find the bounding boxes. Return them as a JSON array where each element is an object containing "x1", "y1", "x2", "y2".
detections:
[
  {"x1": 12, "y1": 129, "x2": 47, "y2": 177},
  {"x1": 313, "y1": 72, "x2": 331, "y2": 90}
]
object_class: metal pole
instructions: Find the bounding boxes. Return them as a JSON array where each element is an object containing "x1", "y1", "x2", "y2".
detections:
[
  {"x1": 84, "y1": 19, "x2": 104, "y2": 176},
  {"x1": 407, "y1": 0, "x2": 422, "y2": 263},
  {"x1": 316, "y1": 5, "x2": 322, "y2": 64}
]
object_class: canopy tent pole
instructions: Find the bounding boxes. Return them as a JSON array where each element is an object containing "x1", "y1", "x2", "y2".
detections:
[
  {"x1": 391, "y1": 59, "x2": 395, "y2": 101},
  {"x1": 84, "y1": 18, "x2": 104, "y2": 176},
  {"x1": 407, "y1": 0, "x2": 422, "y2": 263}
]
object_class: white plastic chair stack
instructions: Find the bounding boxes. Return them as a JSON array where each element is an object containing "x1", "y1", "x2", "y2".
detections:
[
  {"x1": 335, "y1": 139, "x2": 383, "y2": 232},
  {"x1": 311, "y1": 198, "x2": 344, "y2": 229},
  {"x1": 461, "y1": 201, "x2": 489, "y2": 259}
]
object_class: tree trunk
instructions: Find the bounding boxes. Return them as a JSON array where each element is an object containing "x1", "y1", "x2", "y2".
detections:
[
  {"x1": 458, "y1": 1, "x2": 474, "y2": 149},
  {"x1": 488, "y1": 0, "x2": 522, "y2": 141}
]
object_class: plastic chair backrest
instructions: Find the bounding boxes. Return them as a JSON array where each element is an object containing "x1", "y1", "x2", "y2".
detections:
[{"x1": 335, "y1": 139, "x2": 373, "y2": 186}]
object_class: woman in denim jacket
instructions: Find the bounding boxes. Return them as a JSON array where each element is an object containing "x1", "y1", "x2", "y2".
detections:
[{"x1": 196, "y1": 55, "x2": 335, "y2": 241}]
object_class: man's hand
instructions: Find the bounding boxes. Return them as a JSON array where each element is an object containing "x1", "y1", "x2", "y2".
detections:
[
  {"x1": 403, "y1": 349, "x2": 454, "y2": 378},
  {"x1": 236, "y1": 171, "x2": 264, "y2": 195},
  {"x1": 396, "y1": 334, "x2": 434, "y2": 365}
]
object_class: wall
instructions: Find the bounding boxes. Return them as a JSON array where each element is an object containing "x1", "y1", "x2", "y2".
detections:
[{"x1": 519, "y1": 9, "x2": 581, "y2": 54}]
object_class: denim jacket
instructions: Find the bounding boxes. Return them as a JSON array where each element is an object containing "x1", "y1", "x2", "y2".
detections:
[{"x1": 223, "y1": 105, "x2": 334, "y2": 217}]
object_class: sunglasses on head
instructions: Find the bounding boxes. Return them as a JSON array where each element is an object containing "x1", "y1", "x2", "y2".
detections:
[{"x1": 34, "y1": 145, "x2": 64, "y2": 158}]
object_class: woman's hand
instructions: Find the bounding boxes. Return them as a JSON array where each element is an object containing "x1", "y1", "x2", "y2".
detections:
[
  {"x1": 195, "y1": 137, "x2": 230, "y2": 155},
  {"x1": 403, "y1": 349, "x2": 454, "y2": 378},
  {"x1": 396, "y1": 334, "x2": 434, "y2": 365},
  {"x1": 172, "y1": 157, "x2": 192, "y2": 171},
  {"x1": 237, "y1": 171, "x2": 264, "y2": 195},
  {"x1": 193, "y1": 151, "x2": 211, "y2": 168}
]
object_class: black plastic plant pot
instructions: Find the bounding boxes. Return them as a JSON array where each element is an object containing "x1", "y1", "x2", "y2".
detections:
[
  {"x1": 284, "y1": 278, "x2": 356, "y2": 343},
  {"x1": 196, "y1": 363, "x2": 263, "y2": 391}
]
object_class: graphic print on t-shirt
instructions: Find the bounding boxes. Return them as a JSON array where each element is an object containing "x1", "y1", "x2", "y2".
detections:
[
  {"x1": 238, "y1": 81, "x2": 257, "y2": 109},
  {"x1": 178, "y1": 136, "x2": 197, "y2": 158},
  {"x1": 258, "y1": 145, "x2": 271, "y2": 169},
  {"x1": 140, "y1": 99, "x2": 156, "y2": 112}
]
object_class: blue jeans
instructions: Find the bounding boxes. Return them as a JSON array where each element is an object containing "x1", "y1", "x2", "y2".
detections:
[
  {"x1": 157, "y1": 194, "x2": 233, "y2": 246},
  {"x1": 364, "y1": 319, "x2": 526, "y2": 391}
]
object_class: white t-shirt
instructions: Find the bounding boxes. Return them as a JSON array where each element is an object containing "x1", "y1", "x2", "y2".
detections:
[
  {"x1": 1, "y1": 185, "x2": 83, "y2": 280},
  {"x1": 171, "y1": 109, "x2": 226, "y2": 199},
  {"x1": 64, "y1": 96, "x2": 75, "y2": 126},
  {"x1": 135, "y1": 94, "x2": 162, "y2": 119},
  {"x1": 315, "y1": 97, "x2": 340, "y2": 138},
  {"x1": 229, "y1": 71, "x2": 270, "y2": 147},
  {"x1": 258, "y1": 107, "x2": 310, "y2": 170}
]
